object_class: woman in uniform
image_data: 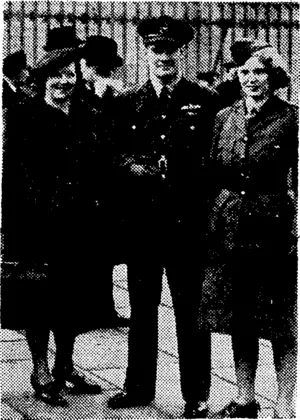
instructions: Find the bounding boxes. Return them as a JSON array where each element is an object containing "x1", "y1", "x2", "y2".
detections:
[{"x1": 208, "y1": 41, "x2": 297, "y2": 418}]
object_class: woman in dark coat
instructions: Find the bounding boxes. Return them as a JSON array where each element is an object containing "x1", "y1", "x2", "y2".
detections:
[
  {"x1": 208, "y1": 42, "x2": 297, "y2": 418},
  {"x1": 5, "y1": 38, "x2": 106, "y2": 405}
]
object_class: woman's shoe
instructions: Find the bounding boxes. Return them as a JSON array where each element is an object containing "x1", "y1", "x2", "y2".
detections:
[
  {"x1": 30, "y1": 375, "x2": 68, "y2": 407},
  {"x1": 218, "y1": 400, "x2": 260, "y2": 418}
]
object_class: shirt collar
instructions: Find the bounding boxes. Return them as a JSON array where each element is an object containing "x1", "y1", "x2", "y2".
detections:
[
  {"x1": 150, "y1": 73, "x2": 182, "y2": 97},
  {"x1": 245, "y1": 96, "x2": 268, "y2": 117},
  {"x1": 4, "y1": 76, "x2": 17, "y2": 93},
  {"x1": 94, "y1": 77, "x2": 110, "y2": 98}
]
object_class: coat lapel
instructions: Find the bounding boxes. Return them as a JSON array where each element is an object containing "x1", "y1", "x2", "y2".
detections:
[
  {"x1": 219, "y1": 100, "x2": 247, "y2": 158},
  {"x1": 136, "y1": 80, "x2": 157, "y2": 113}
]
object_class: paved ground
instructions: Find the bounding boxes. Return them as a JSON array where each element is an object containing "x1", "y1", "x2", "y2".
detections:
[{"x1": 0, "y1": 264, "x2": 288, "y2": 419}]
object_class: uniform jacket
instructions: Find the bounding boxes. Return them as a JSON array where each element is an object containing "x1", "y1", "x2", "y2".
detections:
[
  {"x1": 114, "y1": 77, "x2": 219, "y2": 230},
  {"x1": 209, "y1": 95, "x2": 298, "y2": 256}
]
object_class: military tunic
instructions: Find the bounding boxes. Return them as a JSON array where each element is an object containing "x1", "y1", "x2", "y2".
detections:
[
  {"x1": 205, "y1": 95, "x2": 298, "y2": 335},
  {"x1": 114, "y1": 78, "x2": 219, "y2": 403}
]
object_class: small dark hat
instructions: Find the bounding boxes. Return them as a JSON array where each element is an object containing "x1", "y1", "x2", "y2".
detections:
[
  {"x1": 82, "y1": 36, "x2": 123, "y2": 68},
  {"x1": 3, "y1": 50, "x2": 27, "y2": 78},
  {"x1": 44, "y1": 26, "x2": 83, "y2": 51},
  {"x1": 230, "y1": 38, "x2": 271, "y2": 66},
  {"x1": 223, "y1": 60, "x2": 237, "y2": 70},
  {"x1": 137, "y1": 16, "x2": 194, "y2": 48}
]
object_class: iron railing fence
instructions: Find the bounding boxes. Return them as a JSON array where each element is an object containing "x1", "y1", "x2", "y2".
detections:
[{"x1": 3, "y1": 1, "x2": 299, "y2": 102}]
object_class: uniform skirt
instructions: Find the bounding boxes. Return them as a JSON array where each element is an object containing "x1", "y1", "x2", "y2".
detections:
[{"x1": 200, "y1": 189, "x2": 297, "y2": 338}]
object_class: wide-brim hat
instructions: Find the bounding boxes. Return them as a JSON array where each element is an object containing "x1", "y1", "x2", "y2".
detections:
[
  {"x1": 81, "y1": 35, "x2": 123, "y2": 69},
  {"x1": 3, "y1": 50, "x2": 27, "y2": 78},
  {"x1": 230, "y1": 38, "x2": 271, "y2": 66},
  {"x1": 137, "y1": 16, "x2": 194, "y2": 48},
  {"x1": 33, "y1": 48, "x2": 78, "y2": 79}
]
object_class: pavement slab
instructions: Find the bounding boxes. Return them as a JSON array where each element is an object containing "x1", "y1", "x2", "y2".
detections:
[
  {"x1": 1, "y1": 402, "x2": 24, "y2": 420},
  {"x1": 1, "y1": 261, "x2": 297, "y2": 418}
]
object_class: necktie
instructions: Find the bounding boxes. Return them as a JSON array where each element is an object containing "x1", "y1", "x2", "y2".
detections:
[{"x1": 159, "y1": 86, "x2": 171, "y2": 110}]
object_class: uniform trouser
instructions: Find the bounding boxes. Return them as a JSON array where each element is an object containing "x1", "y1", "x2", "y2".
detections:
[{"x1": 124, "y1": 235, "x2": 211, "y2": 403}]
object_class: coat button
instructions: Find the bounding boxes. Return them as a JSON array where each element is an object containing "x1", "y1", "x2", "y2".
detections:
[
  {"x1": 161, "y1": 114, "x2": 166, "y2": 119},
  {"x1": 132, "y1": 125, "x2": 136, "y2": 130},
  {"x1": 241, "y1": 173, "x2": 245, "y2": 177},
  {"x1": 244, "y1": 136, "x2": 248, "y2": 141},
  {"x1": 161, "y1": 134, "x2": 166, "y2": 140},
  {"x1": 190, "y1": 125, "x2": 195, "y2": 130},
  {"x1": 241, "y1": 190, "x2": 246, "y2": 195}
]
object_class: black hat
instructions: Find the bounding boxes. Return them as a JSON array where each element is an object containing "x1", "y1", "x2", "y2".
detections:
[
  {"x1": 33, "y1": 26, "x2": 82, "y2": 77},
  {"x1": 230, "y1": 38, "x2": 271, "y2": 66},
  {"x1": 44, "y1": 26, "x2": 83, "y2": 51},
  {"x1": 223, "y1": 60, "x2": 237, "y2": 70},
  {"x1": 137, "y1": 16, "x2": 194, "y2": 48},
  {"x1": 3, "y1": 50, "x2": 27, "y2": 78},
  {"x1": 82, "y1": 35, "x2": 123, "y2": 68},
  {"x1": 34, "y1": 48, "x2": 77, "y2": 75}
]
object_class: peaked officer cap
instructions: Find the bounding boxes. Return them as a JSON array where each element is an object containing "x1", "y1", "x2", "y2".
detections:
[
  {"x1": 137, "y1": 16, "x2": 194, "y2": 48},
  {"x1": 82, "y1": 36, "x2": 123, "y2": 69}
]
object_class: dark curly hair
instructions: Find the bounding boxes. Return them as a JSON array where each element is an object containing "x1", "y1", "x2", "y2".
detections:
[{"x1": 30, "y1": 55, "x2": 82, "y2": 98}]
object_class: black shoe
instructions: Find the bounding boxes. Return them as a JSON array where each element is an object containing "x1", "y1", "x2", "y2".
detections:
[
  {"x1": 30, "y1": 375, "x2": 68, "y2": 407},
  {"x1": 219, "y1": 400, "x2": 260, "y2": 418},
  {"x1": 108, "y1": 391, "x2": 153, "y2": 409},
  {"x1": 105, "y1": 315, "x2": 130, "y2": 328},
  {"x1": 184, "y1": 402, "x2": 208, "y2": 418}
]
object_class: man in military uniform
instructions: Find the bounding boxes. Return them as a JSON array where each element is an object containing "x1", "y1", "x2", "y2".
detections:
[{"x1": 108, "y1": 16, "x2": 218, "y2": 418}]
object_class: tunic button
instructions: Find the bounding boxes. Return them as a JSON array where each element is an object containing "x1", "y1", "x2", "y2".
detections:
[
  {"x1": 161, "y1": 134, "x2": 166, "y2": 140},
  {"x1": 132, "y1": 125, "x2": 136, "y2": 130},
  {"x1": 190, "y1": 125, "x2": 195, "y2": 130},
  {"x1": 244, "y1": 136, "x2": 248, "y2": 141},
  {"x1": 241, "y1": 190, "x2": 246, "y2": 195},
  {"x1": 241, "y1": 173, "x2": 245, "y2": 177},
  {"x1": 161, "y1": 115, "x2": 166, "y2": 119}
]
